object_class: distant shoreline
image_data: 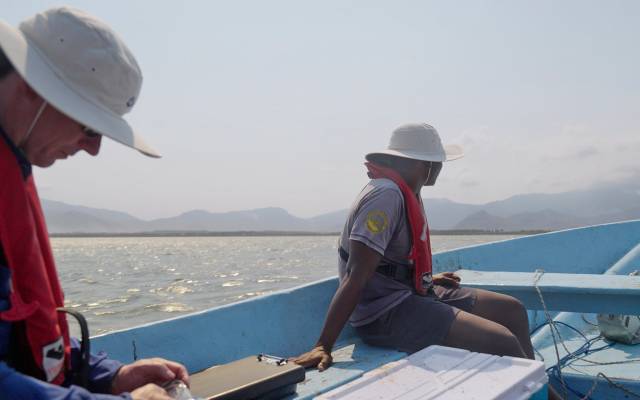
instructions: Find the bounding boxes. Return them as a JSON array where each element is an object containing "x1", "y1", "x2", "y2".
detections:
[{"x1": 50, "y1": 229, "x2": 548, "y2": 238}]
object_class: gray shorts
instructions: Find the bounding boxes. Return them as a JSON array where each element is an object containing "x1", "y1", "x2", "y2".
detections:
[{"x1": 354, "y1": 285, "x2": 477, "y2": 353}]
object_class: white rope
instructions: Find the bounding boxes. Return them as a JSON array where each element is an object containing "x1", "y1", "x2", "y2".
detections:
[{"x1": 533, "y1": 269, "x2": 569, "y2": 399}]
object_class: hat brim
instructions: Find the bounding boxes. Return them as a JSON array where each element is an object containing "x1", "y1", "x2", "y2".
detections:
[
  {"x1": 366, "y1": 144, "x2": 464, "y2": 163},
  {"x1": 0, "y1": 20, "x2": 159, "y2": 158}
]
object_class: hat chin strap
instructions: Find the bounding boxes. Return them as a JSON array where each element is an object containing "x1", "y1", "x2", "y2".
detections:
[
  {"x1": 423, "y1": 161, "x2": 432, "y2": 186},
  {"x1": 21, "y1": 100, "x2": 47, "y2": 147}
]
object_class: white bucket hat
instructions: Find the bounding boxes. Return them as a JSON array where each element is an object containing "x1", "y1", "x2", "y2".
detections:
[
  {"x1": 0, "y1": 7, "x2": 159, "y2": 157},
  {"x1": 366, "y1": 123, "x2": 463, "y2": 163}
]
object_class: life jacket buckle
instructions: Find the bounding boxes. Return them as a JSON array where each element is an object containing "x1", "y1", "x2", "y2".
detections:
[{"x1": 421, "y1": 272, "x2": 433, "y2": 288}]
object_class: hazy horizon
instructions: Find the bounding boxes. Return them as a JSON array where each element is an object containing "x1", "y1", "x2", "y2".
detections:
[
  {"x1": 5, "y1": 1, "x2": 639, "y2": 219},
  {"x1": 42, "y1": 168, "x2": 640, "y2": 221}
]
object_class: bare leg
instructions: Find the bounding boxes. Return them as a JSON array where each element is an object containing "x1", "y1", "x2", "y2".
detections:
[
  {"x1": 469, "y1": 289, "x2": 535, "y2": 359},
  {"x1": 443, "y1": 310, "x2": 527, "y2": 357}
]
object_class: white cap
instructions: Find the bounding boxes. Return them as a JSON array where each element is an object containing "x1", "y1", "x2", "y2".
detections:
[
  {"x1": 0, "y1": 7, "x2": 159, "y2": 157},
  {"x1": 366, "y1": 123, "x2": 463, "y2": 163}
]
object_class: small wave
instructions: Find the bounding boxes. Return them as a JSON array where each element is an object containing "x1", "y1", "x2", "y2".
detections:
[
  {"x1": 104, "y1": 297, "x2": 128, "y2": 304},
  {"x1": 245, "y1": 291, "x2": 268, "y2": 297},
  {"x1": 148, "y1": 284, "x2": 193, "y2": 295},
  {"x1": 127, "y1": 288, "x2": 141, "y2": 293},
  {"x1": 167, "y1": 285, "x2": 193, "y2": 295},
  {"x1": 94, "y1": 311, "x2": 117, "y2": 316},
  {"x1": 222, "y1": 281, "x2": 244, "y2": 287},
  {"x1": 257, "y1": 279, "x2": 276, "y2": 283},
  {"x1": 144, "y1": 302, "x2": 192, "y2": 313}
]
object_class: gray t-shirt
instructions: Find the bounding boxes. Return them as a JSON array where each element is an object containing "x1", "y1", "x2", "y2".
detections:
[{"x1": 339, "y1": 178, "x2": 416, "y2": 327}]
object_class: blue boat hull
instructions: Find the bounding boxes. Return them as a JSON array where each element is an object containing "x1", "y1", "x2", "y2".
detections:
[{"x1": 92, "y1": 219, "x2": 640, "y2": 399}]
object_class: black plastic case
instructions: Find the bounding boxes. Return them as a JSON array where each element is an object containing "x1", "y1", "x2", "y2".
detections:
[{"x1": 190, "y1": 354, "x2": 306, "y2": 400}]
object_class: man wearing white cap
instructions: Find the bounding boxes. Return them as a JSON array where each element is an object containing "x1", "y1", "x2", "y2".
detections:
[
  {"x1": 294, "y1": 124, "x2": 549, "y2": 392},
  {"x1": 0, "y1": 7, "x2": 186, "y2": 400}
]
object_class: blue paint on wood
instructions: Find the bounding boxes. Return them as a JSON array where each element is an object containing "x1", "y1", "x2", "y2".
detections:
[
  {"x1": 527, "y1": 236, "x2": 640, "y2": 399},
  {"x1": 92, "y1": 277, "x2": 348, "y2": 372},
  {"x1": 433, "y1": 219, "x2": 640, "y2": 275},
  {"x1": 89, "y1": 220, "x2": 640, "y2": 399},
  {"x1": 434, "y1": 220, "x2": 640, "y2": 332},
  {"x1": 531, "y1": 310, "x2": 640, "y2": 399},
  {"x1": 607, "y1": 242, "x2": 640, "y2": 275},
  {"x1": 286, "y1": 340, "x2": 405, "y2": 399},
  {"x1": 456, "y1": 270, "x2": 640, "y2": 314}
]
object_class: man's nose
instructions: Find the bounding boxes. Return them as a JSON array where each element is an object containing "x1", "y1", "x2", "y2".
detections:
[{"x1": 80, "y1": 134, "x2": 102, "y2": 156}]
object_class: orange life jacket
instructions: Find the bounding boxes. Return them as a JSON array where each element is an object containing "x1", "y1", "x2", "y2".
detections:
[
  {"x1": 0, "y1": 127, "x2": 70, "y2": 384},
  {"x1": 365, "y1": 162, "x2": 433, "y2": 295}
]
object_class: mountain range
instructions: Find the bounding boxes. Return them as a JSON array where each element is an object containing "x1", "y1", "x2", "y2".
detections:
[{"x1": 43, "y1": 179, "x2": 640, "y2": 234}]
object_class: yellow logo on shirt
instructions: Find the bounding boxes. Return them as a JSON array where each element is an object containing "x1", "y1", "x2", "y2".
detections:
[{"x1": 366, "y1": 210, "x2": 389, "y2": 234}]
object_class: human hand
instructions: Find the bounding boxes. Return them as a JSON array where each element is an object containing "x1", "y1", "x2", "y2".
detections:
[
  {"x1": 432, "y1": 272, "x2": 461, "y2": 288},
  {"x1": 111, "y1": 358, "x2": 190, "y2": 395},
  {"x1": 130, "y1": 383, "x2": 172, "y2": 400},
  {"x1": 291, "y1": 345, "x2": 333, "y2": 372}
]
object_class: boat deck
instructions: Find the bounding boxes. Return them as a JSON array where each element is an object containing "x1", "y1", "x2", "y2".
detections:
[
  {"x1": 533, "y1": 313, "x2": 640, "y2": 399},
  {"x1": 458, "y1": 269, "x2": 640, "y2": 399}
]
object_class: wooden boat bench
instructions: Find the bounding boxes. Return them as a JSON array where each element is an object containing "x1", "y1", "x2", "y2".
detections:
[
  {"x1": 456, "y1": 270, "x2": 640, "y2": 315},
  {"x1": 286, "y1": 338, "x2": 406, "y2": 399}
]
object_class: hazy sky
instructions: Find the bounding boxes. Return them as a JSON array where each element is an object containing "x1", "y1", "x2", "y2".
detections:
[{"x1": 5, "y1": 1, "x2": 639, "y2": 220}]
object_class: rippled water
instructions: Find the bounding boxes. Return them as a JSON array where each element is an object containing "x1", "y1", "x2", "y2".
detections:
[{"x1": 53, "y1": 235, "x2": 520, "y2": 335}]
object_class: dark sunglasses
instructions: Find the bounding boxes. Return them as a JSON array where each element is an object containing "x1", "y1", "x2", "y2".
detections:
[
  {"x1": 81, "y1": 125, "x2": 101, "y2": 139},
  {"x1": 424, "y1": 161, "x2": 443, "y2": 172}
]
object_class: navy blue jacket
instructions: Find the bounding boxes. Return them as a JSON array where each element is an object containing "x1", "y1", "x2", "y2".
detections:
[{"x1": 0, "y1": 264, "x2": 132, "y2": 399}]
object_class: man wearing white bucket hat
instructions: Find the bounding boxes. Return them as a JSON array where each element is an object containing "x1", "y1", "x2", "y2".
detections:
[
  {"x1": 0, "y1": 7, "x2": 187, "y2": 400},
  {"x1": 295, "y1": 123, "x2": 547, "y2": 390}
]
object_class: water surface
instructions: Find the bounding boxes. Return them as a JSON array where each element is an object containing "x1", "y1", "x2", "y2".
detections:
[{"x1": 54, "y1": 235, "x2": 520, "y2": 335}]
